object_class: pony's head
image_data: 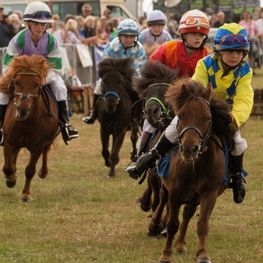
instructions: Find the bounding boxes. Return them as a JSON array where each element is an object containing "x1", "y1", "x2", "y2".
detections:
[
  {"x1": 4, "y1": 55, "x2": 51, "y2": 121},
  {"x1": 166, "y1": 78, "x2": 233, "y2": 160},
  {"x1": 136, "y1": 61, "x2": 177, "y2": 129},
  {"x1": 98, "y1": 58, "x2": 135, "y2": 113}
]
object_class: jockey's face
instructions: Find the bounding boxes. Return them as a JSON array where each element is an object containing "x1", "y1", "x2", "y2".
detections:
[
  {"x1": 28, "y1": 21, "x2": 48, "y2": 39},
  {"x1": 149, "y1": 24, "x2": 164, "y2": 36},
  {"x1": 220, "y1": 50, "x2": 245, "y2": 68},
  {"x1": 183, "y1": 32, "x2": 206, "y2": 49},
  {"x1": 119, "y1": 34, "x2": 137, "y2": 48}
]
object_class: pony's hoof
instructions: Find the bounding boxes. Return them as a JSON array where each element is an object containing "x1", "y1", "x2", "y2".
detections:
[
  {"x1": 197, "y1": 255, "x2": 211, "y2": 263},
  {"x1": 20, "y1": 194, "x2": 32, "y2": 202},
  {"x1": 6, "y1": 180, "x2": 16, "y2": 188},
  {"x1": 159, "y1": 255, "x2": 172, "y2": 263},
  {"x1": 148, "y1": 221, "x2": 163, "y2": 236}
]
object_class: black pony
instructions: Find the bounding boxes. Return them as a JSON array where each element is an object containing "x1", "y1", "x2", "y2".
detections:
[
  {"x1": 96, "y1": 58, "x2": 141, "y2": 177},
  {"x1": 134, "y1": 61, "x2": 178, "y2": 212}
]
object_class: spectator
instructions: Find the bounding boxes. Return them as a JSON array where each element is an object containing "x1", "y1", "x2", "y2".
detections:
[
  {"x1": 75, "y1": 15, "x2": 86, "y2": 39},
  {"x1": 81, "y1": 3, "x2": 92, "y2": 18},
  {"x1": 64, "y1": 18, "x2": 81, "y2": 44},
  {"x1": 0, "y1": 9, "x2": 16, "y2": 47},
  {"x1": 8, "y1": 13, "x2": 24, "y2": 33},
  {"x1": 213, "y1": 11, "x2": 225, "y2": 28},
  {"x1": 239, "y1": 10, "x2": 258, "y2": 69},
  {"x1": 138, "y1": 10, "x2": 172, "y2": 57},
  {"x1": 255, "y1": 9, "x2": 263, "y2": 51},
  {"x1": 81, "y1": 15, "x2": 97, "y2": 45}
]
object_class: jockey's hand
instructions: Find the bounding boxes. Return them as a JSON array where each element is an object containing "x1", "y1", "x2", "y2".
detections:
[{"x1": 126, "y1": 150, "x2": 158, "y2": 180}]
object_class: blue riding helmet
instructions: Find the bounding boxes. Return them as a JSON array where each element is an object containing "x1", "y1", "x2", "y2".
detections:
[
  {"x1": 214, "y1": 23, "x2": 250, "y2": 51},
  {"x1": 117, "y1": 19, "x2": 140, "y2": 36}
]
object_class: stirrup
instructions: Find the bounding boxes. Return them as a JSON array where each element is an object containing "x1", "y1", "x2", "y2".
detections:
[{"x1": 82, "y1": 114, "x2": 95, "y2": 124}]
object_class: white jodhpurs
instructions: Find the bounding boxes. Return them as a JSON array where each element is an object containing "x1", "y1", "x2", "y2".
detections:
[
  {"x1": 0, "y1": 92, "x2": 9, "y2": 105},
  {"x1": 164, "y1": 116, "x2": 179, "y2": 144},
  {"x1": 46, "y1": 69, "x2": 67, "y2": 101},
  {"x1": 93, "y1": 79, "x2": 102, "y2": 95},
  {"x1": 231, "y1": 130, "x2": 247, "y2": 156},
  {"x1": 143, "y1": 119, "x2": 157, "y2": 133}
]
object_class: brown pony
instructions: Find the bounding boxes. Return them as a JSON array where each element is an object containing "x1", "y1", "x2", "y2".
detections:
[
  {"x1": 149, "y1": 78, "x2": 234, "y2": 263},
  {"x1": 1, "y1": 55, "x2": 60, "y2": 202}
]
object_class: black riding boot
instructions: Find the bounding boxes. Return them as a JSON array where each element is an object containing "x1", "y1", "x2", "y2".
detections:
[
  {"x1": 136, "y1": 131, "x2": 153, "y2": 159},
  {"x1": 126, "y1": 132, "x2": 173, "y2": 179},
  {"x1": 230, "y1": 153, "x2": 246, "y2": 204},
  {"x1": 58, "y1": 101, "x2": 79, "y2": 142},
  {"x1": 0, "y1": 105, "x2": 7, "y2": 145}
]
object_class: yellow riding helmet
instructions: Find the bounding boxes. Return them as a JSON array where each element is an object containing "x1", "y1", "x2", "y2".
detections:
[{"x1": 214, "y1": 23, "x2": 250, "y2": 51}]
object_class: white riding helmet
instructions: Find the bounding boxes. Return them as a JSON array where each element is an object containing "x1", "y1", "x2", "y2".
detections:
[
  {"x1": 179, "y1": 9, "x2": 210, "y2": 37},
  {"x1": 23, "y1": 1, "x2": 54, "y2": 23},
  {"x1": 147, "y1": 10, "x2": 167, "y2": 26}
]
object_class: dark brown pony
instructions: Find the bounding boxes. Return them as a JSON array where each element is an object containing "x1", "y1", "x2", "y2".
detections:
[
  {"x1": 135, "y1": 61, "x2": 178, "y2": 213},
  {"x1": 96, "y1": 58, "x2": 141, "y2": 177},
  {"x1": 1, "y1": 55, "x2": 60, "y2": 202},
  {"x1": 149, "y1": 78, "x2": 234, "y2": 263}
]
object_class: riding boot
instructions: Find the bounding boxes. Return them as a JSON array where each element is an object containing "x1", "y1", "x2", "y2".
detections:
[
  {"x1": 126, "y1": 132, "x2": 173, "y2": 179},
  {"x1": 230, "y1": 153, "x2": 246, "y2": 204},
  {"x1": 57, "y1": 101, "x2": 79, "y2": 142},
  {"x1": 0, "y1": 104, "x2": 7, "y2": 145},
  {"x1": 136, "y1": 131, "x2": 153, "y2": 159},
  {"x1": 82, "y1": 94, "x2": 100, "y2": 124}
]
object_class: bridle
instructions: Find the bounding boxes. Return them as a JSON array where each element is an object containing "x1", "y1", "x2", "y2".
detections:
[
  {"x1": 144, "y1": 83, "x2": 173, "y2": 123},
  {"x1": 176, "y1": 97, "x2": 213, "y2": 158},
  {"x1": 12, "y1": 72, "x2": 43, "y2": 120}
]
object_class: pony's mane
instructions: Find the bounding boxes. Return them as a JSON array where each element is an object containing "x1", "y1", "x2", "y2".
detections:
[
  {"x1": 135, "y1": 61, "x2": 178, "y2": 96},
  {"x1": 98, "y1": 57, "x2": 135, "y2": 93},
  {"x1": 98, "y1": 58, "x2": 135, "y2": 81},
  {"x1": 166, "y1": 77, "x2": 234, "y2": 139},
  {"x1": 1, "y1": 55, "x2": 51, "y2": 88}
]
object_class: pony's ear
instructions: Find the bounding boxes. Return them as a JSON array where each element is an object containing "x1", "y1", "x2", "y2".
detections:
[{"x1": 204, "y1": 84, "x2": 212, "y2": 102}]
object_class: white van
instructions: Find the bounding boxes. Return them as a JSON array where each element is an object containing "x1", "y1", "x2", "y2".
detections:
[{"x1": 0, "y1": 0, "x2": 135, "y2": 20}]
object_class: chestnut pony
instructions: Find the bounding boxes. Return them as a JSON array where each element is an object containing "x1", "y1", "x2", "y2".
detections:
[
  {"x1": 149, "y1": 78, "x2": 234, "y2": 263},
  {"x1": 1, "y1": 55, "x2": 60, "y2": 202}
]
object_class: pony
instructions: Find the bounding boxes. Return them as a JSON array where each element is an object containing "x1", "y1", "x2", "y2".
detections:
[
  {"x1": 96, "y1": 58, "x2": 141, "y2": 177},
  {"x1": 1, "y1": 55, "x2": 60, "y2": 202},
  {"x1": 134, "y1": 61, "x2": 178, "y2": 213},
  {"x1": 148, "y1": 78, "x2": 234, "y2": 263}
]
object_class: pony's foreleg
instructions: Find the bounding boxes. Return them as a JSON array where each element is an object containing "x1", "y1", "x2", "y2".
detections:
[
  {"x1": 159, "y1": 191, "x2": 181, "y2": 263},
  {"x1": 21, "y1": 151, "x2": 42, "y2": 202},
  {"x1": 2, "y1": 145, "x2": 19, "y2": 188},
  {"x1": 196, "y1": 193, "x2": 217, "y2": 263},
  {"x1": 130, "y1": 124, "x2": 139, "y2": 161},
  {"x1": 100, "y1": 130, "x2": 110, "y2": 167},
  {"x1": 175, "y1": 204, "x2": 198, "y2": 253},
  {"x1": 38, "y1": 145, "x2": 51, "y2": 178},
  {"x1": 138, "y1": 171, "x2": 153, "y2": 212},
  {"x1": 148, "y1": 184, "x2": 168, "y2": 236},
  {"x1": 108, "y1": 131, "x2": 126, "y2": 177}
]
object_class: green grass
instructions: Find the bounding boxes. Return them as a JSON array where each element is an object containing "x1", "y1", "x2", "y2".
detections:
[{"x1": 0, "y1": 113, "x2": 262, "y2": 262}]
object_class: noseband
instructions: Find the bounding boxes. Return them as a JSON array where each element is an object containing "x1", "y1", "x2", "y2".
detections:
[
  {"x1": 12, "y1": 72, "x2": 43, "y2": 120},
  {"x1": 176, "y1": 97, "x2": 212, "y2": 158},
  {"x1": 144, "y1": 83, "x2": 172, "y2": 122}
]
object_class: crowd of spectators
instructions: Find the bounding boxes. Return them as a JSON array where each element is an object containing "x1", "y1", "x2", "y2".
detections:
[{"x1": 1, "y1": 3, "x2": 263, "y2": 74}]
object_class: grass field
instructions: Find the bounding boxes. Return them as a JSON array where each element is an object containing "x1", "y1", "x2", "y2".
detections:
[{"x1": 0, "y1": 71, "x2": 263, "y2": 263}]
